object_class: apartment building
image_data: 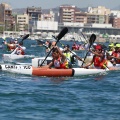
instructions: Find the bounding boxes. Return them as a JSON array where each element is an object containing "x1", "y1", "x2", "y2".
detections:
[
  {"x1": 87, "y1": 13, "x2": 109, "y2": 24},
  {"x1": 0, "y1": 3, "x2": 15, "y2": 31},
  {"x1": 17, "y1": 13, "x2": 29, "y2": 31},
  {"x1": 27, "y1": 6, "x2": 42, "y2": 32},
  {"x1": 87, "y1": 6, "x2": 110, "y2": 24},
  {"x1": 27, "y1": 6, "x2": 42, "y2": 21},
  {"x1": 75, "y1": 12, "x2": 87, "y2": 23},
  {"x1": 109, "y1": 17, "x2": 120, "y2": 28},
  {"x1": 109, "y1": 10, "x2": 120, "y2": 28},
  {"x1": 41, "y1": 10, "x2": 55, "y2": 21},
  {"x1": 59, "y1": 5, "x2": 76, "y2": 23},
  {"x1": 88, "y1": 6, "x2": 111, "y2": 15}
]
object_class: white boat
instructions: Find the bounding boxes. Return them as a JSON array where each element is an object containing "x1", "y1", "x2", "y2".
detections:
[
  {"x1": 0, "y1": 64, "x2": 108, "y2": 77},
  {"x1": 3, "y1": 54, "x2": 35, "y2": 60}
]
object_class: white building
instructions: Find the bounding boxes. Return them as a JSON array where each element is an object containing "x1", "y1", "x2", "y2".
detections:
[
  {"x1": 110, "y1": 10, "x2": 120, "y2": 17},
  {"x1": 37, "y1": 21, "x2": 58, "y2": 31}
]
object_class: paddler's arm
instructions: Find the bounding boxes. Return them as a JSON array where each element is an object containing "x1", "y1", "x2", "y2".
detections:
[
  {"x1": 68, "y1": 48, "x2": 84, "y2": 62},
  {"x1": 82, "y1": 58, "x2": 94, "y2": 68},
  {"x1": 39, "y1": 60, "x2": 54, "y2": 68},
  {"x1": 90, "y1": 49, "x2": 104, "y2": 57},
  {"x1": 74, "y1": 54, "x2": 84, "y2": 62},
  {"x1": 11, "y1": 47, "x2": 18, "y2": 54},
  {"x1": 111, "y1": 56, "x2": 120, "y2": 60}
]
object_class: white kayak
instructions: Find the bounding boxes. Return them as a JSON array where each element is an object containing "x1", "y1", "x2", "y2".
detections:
[
  {"x1": 3, "y1": 54, "x2": 35, "y2": 60},
  {"x1": 0, "y1": 64, "x2": 108, "y2": 77}
]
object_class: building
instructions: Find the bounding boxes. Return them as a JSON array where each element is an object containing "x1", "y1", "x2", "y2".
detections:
[
  {"x1": 0, "y1": 3, "x2": 15, "y2": 32},
  {"x1": 88, "y1": 6, "x2": 111, "y2": 15},
  {"x1": 75, "y1": 12, "x2": 87, "y2": 23},
  {"x1": 87, "y1": 13, "x2": 109, "y2": 24},
  {"x1": 59, "y1": 5, "x2": 76, "y2": 23},
  {"x1": 109, "y1": 17, "x2": 120, "y2": 28},
  {"x1": 41, "y1": 9, "x2": 55, "y2": 21},
  {"x1": 109, "y1": 10, "x2": 120, "y2": 28},
  {"x1": 16, "y1": 13, "x2": 29, "y2": 31},
  {"x1": 26, "y1": 6, "x2": 42, "y2": 33}
]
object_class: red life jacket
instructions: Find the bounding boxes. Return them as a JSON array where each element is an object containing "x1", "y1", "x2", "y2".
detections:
[
  {"x1": 16, "y1": 47, "x2": 25, "y2": 55},
  {"x1": 54, "y1": 57, "x2": 68, "y2": 69},
  {"x1": 112, "y1": 51, "x2": 120, "y2": 64},
  {"x1": 93, "y1": 55, "x2": 107, "y2": 69}
]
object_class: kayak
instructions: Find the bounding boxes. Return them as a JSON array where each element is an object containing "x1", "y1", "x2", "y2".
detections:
[
  {"x1": 3, "y1": 54, "x2": 35, "y2": 60},
  {"x1": 0, "y1": 64, "x2": 108, "y2": 77},
  {"x1": 32, "y1": 57, "x2": 52, "y2": 67}
]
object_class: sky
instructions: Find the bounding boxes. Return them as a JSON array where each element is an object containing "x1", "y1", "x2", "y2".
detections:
[{"x1": 0, "y1": 0, "x2": 120, "y2": 9}]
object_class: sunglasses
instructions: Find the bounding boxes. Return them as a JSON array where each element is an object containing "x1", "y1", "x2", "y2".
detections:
[{"x1": 96, "y1": 49, "x2": 102, "y2": 51}]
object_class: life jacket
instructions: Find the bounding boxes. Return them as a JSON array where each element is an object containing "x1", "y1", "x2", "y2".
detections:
[
  {"x1": 100, "y1": 59, "x2": 108, "y2": 69},
  {"x1": 63, "y1": 52, "x2": 71, "y2": 62},
  {"x1": 93, "y1": 55, "x2": 107, "y2": 69},
  {"x1": 16, "y1": 47, "x2": 25, "y2": 55},
  {"x1": 112, "y1": 51, "x2": 120, "y2": 64},
  {"x1": 54, "y1": 57, "x2": 68, "y2": 69}
]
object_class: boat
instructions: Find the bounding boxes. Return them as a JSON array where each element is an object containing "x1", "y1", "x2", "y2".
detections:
[
  {"x1": 3, "y1": 54, "x2": 35, "y2": 60},
  {"x1": 0, "y1": 64, "x2": 108, "y2": 77}
]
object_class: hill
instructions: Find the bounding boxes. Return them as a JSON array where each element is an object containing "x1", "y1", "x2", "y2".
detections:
[{"x1": 12, "y1": 6, "x2": 88, "y2": 15}]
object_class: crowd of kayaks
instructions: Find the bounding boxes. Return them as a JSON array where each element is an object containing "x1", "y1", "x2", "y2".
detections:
[
  {"x1": 1, "y1": 50, "x2": 120, "y2": 77},
  {"x1": 0, "y1": 30, "x2": 120, "y2": 77}
]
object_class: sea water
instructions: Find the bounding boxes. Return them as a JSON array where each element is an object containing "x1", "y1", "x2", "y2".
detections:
[{"x1": 0, "y1": 39, "x2": 119, "y2": 120}]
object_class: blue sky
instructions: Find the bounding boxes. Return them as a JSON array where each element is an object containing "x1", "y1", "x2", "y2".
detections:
[{"x1": 0, "y1": 0, "x2": 120, "y2": 9}]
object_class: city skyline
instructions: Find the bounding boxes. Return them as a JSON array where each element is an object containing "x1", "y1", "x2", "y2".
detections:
[{"x1": 0, "y1": 0, "x2": 120, "y2": 9}]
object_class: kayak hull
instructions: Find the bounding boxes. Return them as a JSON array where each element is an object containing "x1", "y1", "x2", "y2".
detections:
[
  {"x1": 0, "y1": 64, "x2": 107, "y2": 77},
  {"x1": 3, "y1": 54, "x2": 35, "y2": 60}
]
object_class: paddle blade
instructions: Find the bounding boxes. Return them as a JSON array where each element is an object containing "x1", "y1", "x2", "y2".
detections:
[
  {"x1": 89, "y1": 34, "x2": 96, "y2": 45},
  {"x1": 37, "y1": 40, "x2": 45, "y2": 44},
  {"x1": 56, "y1": 27, "x2": 68, "y2": 40},
  {"x1": 22, "y1": 34, "x2": 29, "y2": 41}
]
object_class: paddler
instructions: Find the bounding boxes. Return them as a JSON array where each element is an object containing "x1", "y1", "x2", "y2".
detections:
[
  {"x1": 40, "y1": 46, "x2": 69, "y2": 69},
  {"x1": 4, "y1": 40, "x2": 16, "y2": 51},
  {"x1": 63, "y1": 44, "x2": 75, "y2": 68},
  {"x1": 83, "y1": 44, "x2": 108, "y2": 69},
  {"x1": 11, "y1": 41, "x2": 26, "y2": 55},
  {"x1": 108, "y1": 43, "x2": 115, "y2": 55},
  {"x1": 110, "y1": 44, "x2": 120, "y2": 65},
  {"x1": 63, "y1": 44, "x2": 83, "y2": 66}
]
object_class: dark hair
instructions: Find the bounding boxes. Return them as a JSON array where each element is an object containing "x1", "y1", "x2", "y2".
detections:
[
  {"x1": 19, "y1": 41, "x2": 23, "y2": 45},
  {"x1": 52, "y1": 48, "x2": 58, "y2": 53},
  {"x1": 65, "y1": 44, "x2": 70, "y2": 48}
]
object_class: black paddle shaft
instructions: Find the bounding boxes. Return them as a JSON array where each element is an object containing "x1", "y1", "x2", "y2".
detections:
[
  {"x1": 19, "y1": 34, "x2": 29, "y2": 45},
  {"x1": 40, "y1": 27, "x2": 68, "y2": 66},
  {"x1": 22, "y1": 34, "x2": 29, "y2": 41},
  {"x1": 81, "y1": 34, "x2": 96, "y2": 67}
]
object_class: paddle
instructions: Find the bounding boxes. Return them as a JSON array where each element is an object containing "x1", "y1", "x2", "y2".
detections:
[
  {"x1": 19, "y1": 34, "x2": 29, "y2": 45},
  {"x1": 78, "y1": 29, "x2": 88, "y2": 43},
  {"x1": 37, "y1": 39, "x2": 45, "y2": 45},
  {"x1": 39, "y1": 27, "x2": 68, "y2": 66},
  {"x1": 81, "y1": 34, "x2": 96, "y2": 67}
]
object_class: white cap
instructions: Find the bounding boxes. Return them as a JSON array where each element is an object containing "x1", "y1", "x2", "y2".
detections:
[{"x1": 93, "y1": 43, "x2": 97, "y2": 46}]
